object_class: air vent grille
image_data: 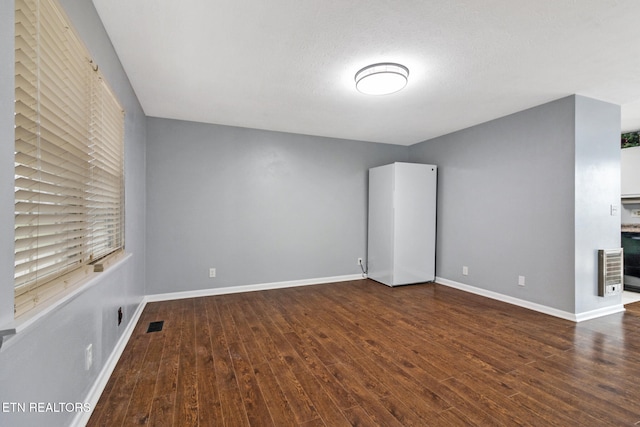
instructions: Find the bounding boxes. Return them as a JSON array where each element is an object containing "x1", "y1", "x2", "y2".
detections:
[
  {"x1": 147, "y1": 321, "x2": 164, "y2": 333},
  {"x1": 598, "y1": 249, "x2": 623, "y2": 297}
]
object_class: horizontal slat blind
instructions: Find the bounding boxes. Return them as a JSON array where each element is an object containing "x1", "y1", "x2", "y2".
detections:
[
  {"x1": 89, "y1": 73, "x2": 125, "y2": 261},
  {"x1": 14, "y1": 0, "x2": 124, "y2": 318}
]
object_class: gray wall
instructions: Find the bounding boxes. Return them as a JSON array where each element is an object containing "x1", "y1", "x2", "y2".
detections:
[
  {"x1": 0, "y1": 1, "x2": 16, "y2": 328},
  {"x1": 409, "y1": 95, "x2": 621, "y2": 314},
  {"x1": 146, "y1": 118, "x2": 407, "y2": 295},
  {"x1": 148, "y1": 95, "x2": 621, "y2": 315},
  {"x1": 573, "y1": 96, "x2": 621, "y2": 313},
  {"x1": 0, "y1": 0, "x2": 146, "y2": 425}
]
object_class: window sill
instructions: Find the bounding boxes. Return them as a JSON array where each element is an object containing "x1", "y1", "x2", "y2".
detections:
[{"x1": 1, "y1": 252, "x2": 132, "y2": 352}]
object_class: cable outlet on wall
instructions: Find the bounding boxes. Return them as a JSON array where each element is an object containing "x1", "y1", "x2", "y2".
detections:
[
  {"x1": 518, "y1": 275, "x2": 526, "y2": 287},
  {"x1": 209, "y1": 268, "x2": 216, "y2": 278},
  {"x1": 462, "y1": 266, "x2": 468, "y2": 276},
  {"x1": 357, "y1": 258, "x2": 363, "y2": 266}
]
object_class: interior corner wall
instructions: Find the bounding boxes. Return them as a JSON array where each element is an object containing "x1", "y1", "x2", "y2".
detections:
[
  {"x1": 573, "y1": 95, "x2": 621, "y2": 314},
  {"x1": 408, "y1": 96, "x2": 577, "y2": 312},
  {"x1": 145, "y1": 118, "x2": 408, "y2": 295},
  {"x1": 0, "y1": 1, "x2": 147, "y2": 426},
  {"x1": 0, "y1": 0, "x2": 16, "y2": 328}
]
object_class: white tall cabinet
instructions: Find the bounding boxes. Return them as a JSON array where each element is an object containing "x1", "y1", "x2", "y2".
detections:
[
  {"x1": 622, "y1": 146, "x2": 640, "y2": 201},
  {"x1": 367, "y1": 162, "x2": 437, "y2": 286}
]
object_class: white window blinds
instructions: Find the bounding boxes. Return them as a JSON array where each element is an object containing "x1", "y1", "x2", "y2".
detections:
[{"x1": 14, "y1": 0, "x2": 124, "y2": 318}]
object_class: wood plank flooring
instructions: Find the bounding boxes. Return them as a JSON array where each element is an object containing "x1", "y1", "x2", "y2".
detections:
[{"x1": 88, "y1": 280, "x2": 640, "y2": 426}]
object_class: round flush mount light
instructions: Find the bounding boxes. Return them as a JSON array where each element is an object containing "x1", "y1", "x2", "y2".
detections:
[{"x1": 355, "y1": 63, "x2": 409, "y2": 95}]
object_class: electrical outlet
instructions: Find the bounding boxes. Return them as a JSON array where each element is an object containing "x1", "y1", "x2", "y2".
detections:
[
  {"x1": 605, "y1": 284, "x2": 621, "y2": 296},
  {"x1": 209, "y1": 268, "x2": 216, "y2": 278},
  {"x1": 85, "y1": 344, "x2": 93, "y2": 371},
  {"x1": 357, "y1": 258, "x2": 363, "y2": 266},
  {"x1": 518, "y1": 275, "x2": 526, "y2": 287},
  {"x1": 462, "y1": 266, "x2": 468, "y2": 276}
]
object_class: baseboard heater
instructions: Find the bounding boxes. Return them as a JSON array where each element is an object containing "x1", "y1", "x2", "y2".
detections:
[{"x1": 598, "y1": 249, "x2": 623, "y2": 297}]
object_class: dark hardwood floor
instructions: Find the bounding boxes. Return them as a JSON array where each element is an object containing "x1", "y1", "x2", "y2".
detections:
[{"x1": 88, "y1": 280, "x2": 640, "y2": 426}]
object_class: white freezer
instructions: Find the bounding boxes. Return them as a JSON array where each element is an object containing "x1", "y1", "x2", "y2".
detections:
[{"x1": 367, "y1": 162, "x2": 437, "y2": 286}]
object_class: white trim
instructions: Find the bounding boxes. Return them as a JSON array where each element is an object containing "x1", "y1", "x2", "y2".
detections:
[
  {"x1": 573, "y1": 304, "x2": 626, "y2": 322},
  {"x1": 72, "y1": 297, "x2": 147, "y2": 427},
  {"x1": 145, "y1": 274, "x2": 363, "y2": 302},
  {"x1": 1, "y1": 254, "x2": 133, "y2": 352},
  {"x1": 435, "y1": 276, "x2": 625, "y2": 322}
]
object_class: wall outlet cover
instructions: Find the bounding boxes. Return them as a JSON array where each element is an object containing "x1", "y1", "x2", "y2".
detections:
[
  {"x1": 605, "y1": 284, "x2": 621, "y2": 296},
  {"x1": 85, "y1": 344, "x2": 93, "y2": 371}
]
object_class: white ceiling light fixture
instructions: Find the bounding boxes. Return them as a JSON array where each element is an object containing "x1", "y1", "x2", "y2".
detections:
[{"x1": 355, "y1": 63, "x2": 409, "y2": 95}]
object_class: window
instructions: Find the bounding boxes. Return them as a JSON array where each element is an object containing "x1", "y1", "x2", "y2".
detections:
[{"x1": 14, "y1": 0, "x2": 124, "y2": 318}]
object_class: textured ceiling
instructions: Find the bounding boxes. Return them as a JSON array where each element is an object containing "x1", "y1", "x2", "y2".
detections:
[{"x1": 92, "y1": 0, "x2": 640, "y2": 146}]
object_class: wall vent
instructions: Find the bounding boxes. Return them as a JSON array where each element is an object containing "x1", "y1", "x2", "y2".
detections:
[{"x1": 598, "y1": 249, "x2": 623, "y2": 297}]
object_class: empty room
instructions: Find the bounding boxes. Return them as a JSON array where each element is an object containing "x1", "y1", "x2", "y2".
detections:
[{"x1": 2, "y1": 0, "x2": 640, "y2": 426}]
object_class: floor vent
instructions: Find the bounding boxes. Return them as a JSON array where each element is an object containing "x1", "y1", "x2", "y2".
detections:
[
  {"x1": 598, "y1": 249, "x2": 623, "y2": 297},
  {"x1": 147, "y1": 321, "x2": 164, "y2": 333}
]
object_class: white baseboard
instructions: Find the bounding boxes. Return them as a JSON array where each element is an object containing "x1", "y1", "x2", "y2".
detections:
[
  {"x1": 145, "y1": 274, "x2": 364, "y2": 302},
  {"x1": 573, "y1": 304, "x2": 626, "y2": 322},
  {"x1": 72, "y1": 297, "x2": 147, "y2": 427},
  {"x1": 435, "y1": 277, "x2": 625, "y2": 322}
]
